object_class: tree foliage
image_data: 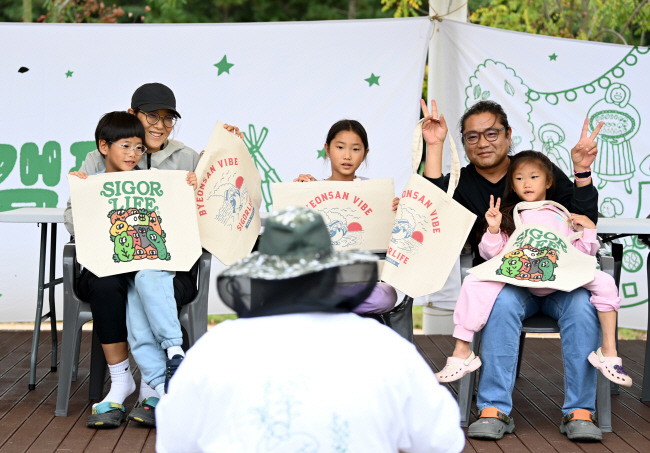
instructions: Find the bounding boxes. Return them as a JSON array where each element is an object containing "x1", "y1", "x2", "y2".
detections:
[
  {"x1": 381, "y1": 0, "x2": 649, "y2": 46},
  {"x1": 470, "y1": 0, "x2": 649, "y2": 46},
  {"x1": 380, "y1": 0, "x2": 426, "y2": 17},
  {"x1": 37, "y1": 0, "x2": 148, "y2": 23},
  {"x1": 4, "y1": 1, "x2": 391, "y2": 23}
]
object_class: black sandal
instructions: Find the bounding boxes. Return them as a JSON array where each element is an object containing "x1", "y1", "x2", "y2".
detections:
[
  {"x1": 127, "y1": 397, "x2": 159, "y2": 428},
  {"x1": 86, "y1": 402, "x2": 127, "y2": 429}
]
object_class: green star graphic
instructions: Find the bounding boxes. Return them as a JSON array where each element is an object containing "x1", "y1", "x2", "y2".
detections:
[
  {"x1": 549, "y1": 53, "x2": 558, "y2": 61},
  {"x1": 364, "y1": 73, "x2": 380, "y2": 87},
  {"x1": 214, "y1": 55, "x2": 234, "y2": 75},
  {"x1": 65, "y1": 70, "x2": 74, "y2": 78},
  {"x1": 317, "y1": 147, "x2": 327, "y2": 159}
]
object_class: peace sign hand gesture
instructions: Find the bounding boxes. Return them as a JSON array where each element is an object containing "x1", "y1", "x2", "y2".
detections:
[
  {"x1": 420, "y1": 99, "x2": 448, "y2": 148},
  {"x1": 485, "y1": 195, "x2": 502, "y2": 234},
  {"x1": 571, "y1": 118, "x2": 603, "y2": 172}
]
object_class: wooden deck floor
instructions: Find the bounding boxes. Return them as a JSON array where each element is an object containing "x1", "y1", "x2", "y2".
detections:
[{"x1": 1, "y1": 329, "x2": 649, "y2": 452}]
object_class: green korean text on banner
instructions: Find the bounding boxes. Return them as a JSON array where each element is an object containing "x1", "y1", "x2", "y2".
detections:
[
  {"x1": 68, "y1": 170, "x2": 202, "y2": 277},
  {"x1": 195, "y1": 121, "x2": 262, "y2": 265},
  {"x1": 272, "y1": 178, "x2": 395, "y2": 251},
  {"x1": 380, "y1": 119, "x2": 476, "y2": 298},
  {"x1": 468, "y1": 201, "x2": 596, "y2": 291}
]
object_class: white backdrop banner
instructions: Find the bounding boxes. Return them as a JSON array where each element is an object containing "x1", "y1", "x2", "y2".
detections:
[
  {"x1": 428, "y1": 19, "x2": 649, "y2": 330},
  {"x1": 0, "y1": 18, "x2": 431, "y2": 321}
]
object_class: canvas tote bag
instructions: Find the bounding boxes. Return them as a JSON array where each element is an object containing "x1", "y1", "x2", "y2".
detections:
[
  {"x1": 272, "y1": 178, "x2": 395, "y2": 251},
  {"x1": 467, "y1": 200, "x2": 596, "y2": 291},
  {"x1": 69, "y1": 170, "x2": 202, "y2": 277},
  {"x1": 380, "y1": 119, "x2": 477, "y2": 298},
  {"x1": 194, "y1": 121, "x2": 262, "y2": 265}
]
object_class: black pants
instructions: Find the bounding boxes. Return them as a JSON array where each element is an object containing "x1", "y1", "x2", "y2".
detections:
[{"x1": 77, "y1": 269, "x2": 197, "y2": 344}]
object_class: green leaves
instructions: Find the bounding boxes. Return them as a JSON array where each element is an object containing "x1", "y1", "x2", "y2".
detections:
[{"x1": 473, "y1": 84, "x2": 491, "y2": 100}]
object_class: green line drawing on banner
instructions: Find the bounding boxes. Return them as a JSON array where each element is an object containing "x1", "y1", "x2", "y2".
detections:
[
  {"x1": 640, "y1": 155, "x2": 650, "y2": 177},
  {"x1": 637, "y1": 182, "x2": 650, "y2": 218},
  {"x1": 587, "y1": 84, "x2": 640, "y2": 194},
  {"x1": 621, "y1": 299, "x2": 648, "y2": 309},
  {"x1": 622, "y1": 282, "x2": 638, "y2": 299},
  {"x1": 243, "y1": 124, "x2": 280, "y2": 212},
  {"x1": 526, "y1": 46, "x2": 649, "y2": 105},
  {"x1": 538, "y1": 123, "x2": 572, "y2": 176},
  {"x1": 599, "y1": 197, "x2": 624, "y2": 218},
  {"x1": 464, "y1": 59, "x2": 534, "y2": 161},
  {"x1": 622, "y1": 248, "x2": 643, "y2": 273}
]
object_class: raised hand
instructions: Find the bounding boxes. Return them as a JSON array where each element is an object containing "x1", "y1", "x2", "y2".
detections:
[
  {"x1": 420, "y1": 99, "x2": 448, "y2": 147},
  {"x1": 293, "y1": 174, "x2": 316, "y2": 182},
  {"x1": 571, "y1": 118, "x2": 603, "y2": 172},
  {"x1": 485, "y1": 195, "x2": 502, "y2": 234}
]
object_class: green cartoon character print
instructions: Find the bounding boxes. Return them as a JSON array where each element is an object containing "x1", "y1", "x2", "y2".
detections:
[
  {"x1": 113, "y1": 231, "x2": 135, "y2": 262},
  {"x1": 496, "y1": 246, "x2": 559, "y2": 282},
  {"x1": 146, "y1": 230, "x2": 171, "y2": 261},
  {"x1": 497, "y1": 256, "x2": 524, "y2": 277},
  {"x1": 108, "y1": 208, "x2": 169, "y2": 263}
]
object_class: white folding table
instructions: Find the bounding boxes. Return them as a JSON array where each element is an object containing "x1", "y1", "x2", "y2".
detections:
[{"x1": 0, "y1": 207, "x2": 66, "y2": 389}]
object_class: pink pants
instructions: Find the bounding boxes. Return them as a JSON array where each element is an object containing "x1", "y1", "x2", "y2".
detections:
[{"x1": 453, "y1": 270, "x2": 620, "y2": 342}]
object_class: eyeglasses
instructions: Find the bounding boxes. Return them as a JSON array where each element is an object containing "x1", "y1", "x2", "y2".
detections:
[
  {"x1": 140, "y1": 110, "x2": 177, "y2": 128},
  {"x1": 462, "y1": 127, "x2": 506, "y2": 145},
  {"x1": 107, "y1": 141, "x2": 147, "y2": 156}
]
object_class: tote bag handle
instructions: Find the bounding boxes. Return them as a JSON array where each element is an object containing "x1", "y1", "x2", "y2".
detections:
[
  {"x1": 411, "y1": 118, "x2": 462, "y2": 197},
  {"x1": 513, "y1": 200, "x2": 583, "y2": 242}
]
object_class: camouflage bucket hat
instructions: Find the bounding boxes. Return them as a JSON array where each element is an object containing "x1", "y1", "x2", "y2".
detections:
[
  {"x1": 220, "y1": 206, "x2": 377, "y2": 280},
  {"x1": 217, "y1": 207, "x2": 379, "y2": 317}
]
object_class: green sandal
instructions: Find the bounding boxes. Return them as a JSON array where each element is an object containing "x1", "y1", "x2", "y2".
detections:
[
  {"x1": 127, "y1": 397, "x2": 159, "y2": 428},
  {"x1": 86, "y1": 402, "x2": 127, "y2": 429}
]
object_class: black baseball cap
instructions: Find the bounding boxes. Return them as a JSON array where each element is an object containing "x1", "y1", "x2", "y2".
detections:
[{"x1": 131, "y1": 83, "x2": 181, "y2": 118}]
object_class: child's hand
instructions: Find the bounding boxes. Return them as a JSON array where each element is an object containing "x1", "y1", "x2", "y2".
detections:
[
  {"x1": 293, "y1": 174, "x2": 316, "y2": 182},
  {"x1": 568, "y1": 213, "x2": 595, "y2": 230},
  {"x1": 186, "y1": 171, "x2": 197, "y2": 190},
  {"x1": 392, "y1": 197, "x2": 400, "y2": 212},
  {"x1": 69, "y1": 171, "x2": 88, "y2": 179},
  {"x1": 223, "y1": 123, "x2": 245, "y2": 140},
  {"x1": 485, "y1": 195, "x2": 502, "y2": 234}
]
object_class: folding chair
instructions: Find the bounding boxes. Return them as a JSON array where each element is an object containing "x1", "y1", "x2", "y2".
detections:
[{"x1": 54, "y1": 243, "x2": 211, "y2": 417}]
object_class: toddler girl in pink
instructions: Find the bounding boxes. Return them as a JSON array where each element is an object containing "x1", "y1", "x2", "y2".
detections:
[{"x1": 435, "y1": 151, "x2": 630, "y2": 388}]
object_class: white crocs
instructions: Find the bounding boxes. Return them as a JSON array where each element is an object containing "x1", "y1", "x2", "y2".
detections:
[
  {"x1": 435, "y1": 351, "x2": 482, "y2": 383},
  {"x1": 588, "y1": 347, "x2": 633, "y2": 388}
]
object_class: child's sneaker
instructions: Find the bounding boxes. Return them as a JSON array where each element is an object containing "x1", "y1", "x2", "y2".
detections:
[{"x1": 165, "y1": 354, "x2": 184, "y2": 393}]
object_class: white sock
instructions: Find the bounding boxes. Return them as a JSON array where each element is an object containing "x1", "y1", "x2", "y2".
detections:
[
  {"x1": 155, "y1": 382, "x2": 166, "y2": 398},
  {"x1": 139, "y1": 378, "x2": 158, "y2": 402},
  {"x1": 93, "y1": 358, "x2": 135, "y2": 408},
  {"x1": 167, "y1": 346, "x2": 185, "y2": 360}
]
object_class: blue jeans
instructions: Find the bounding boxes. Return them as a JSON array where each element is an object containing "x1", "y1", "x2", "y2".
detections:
[
  {"x1": 477, "y1": 285, "x2": 599, "y2": 417},
  {"x1": 126, "y1": 270, "x2": 183, "y2": 388}
]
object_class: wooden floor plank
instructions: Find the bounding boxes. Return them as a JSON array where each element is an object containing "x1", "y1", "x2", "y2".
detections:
[{"x1": 0, "y1": 330, "x2": 648, "y2": 452}]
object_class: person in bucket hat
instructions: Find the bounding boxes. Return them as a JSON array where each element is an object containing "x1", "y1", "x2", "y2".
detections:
[{"x1": 156, "y1": 207, "x2": 464, "y2": 453}]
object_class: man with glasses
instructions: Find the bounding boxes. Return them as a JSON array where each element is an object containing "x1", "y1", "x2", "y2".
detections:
[{"x1": 420, "y1": 99, "x2": 606, "y2": 442}]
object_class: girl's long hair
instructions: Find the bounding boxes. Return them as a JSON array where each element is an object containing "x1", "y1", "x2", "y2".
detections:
[{"x1": 480, "y1": 150, "x2": 556, "y2": 238}]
